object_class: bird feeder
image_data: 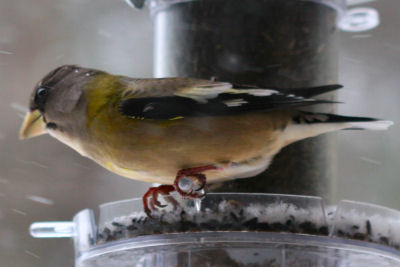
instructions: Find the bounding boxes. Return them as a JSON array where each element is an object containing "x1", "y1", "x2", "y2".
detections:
[
  {"x1": 30, "y1": 193, "x2": 400, "y2": 266},
  {"x1": 30, "y1": 0, "x2": 400, "y2": 266}
]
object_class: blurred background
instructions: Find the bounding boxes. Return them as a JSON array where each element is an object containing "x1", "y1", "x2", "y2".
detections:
[{"x1": 0, "y1": 0, "x2": 398, "y2": 266}]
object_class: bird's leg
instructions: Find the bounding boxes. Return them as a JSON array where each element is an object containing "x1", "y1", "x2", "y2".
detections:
[
  {"x1": 142, "y1": 185, "x2": 178, "y2": 217},
  {"x1": 143, "y1": 165, "x2": 220, "y2": 217},
  {"x1": 174, "y1": 165, "x2": 219, "y2": 198}
]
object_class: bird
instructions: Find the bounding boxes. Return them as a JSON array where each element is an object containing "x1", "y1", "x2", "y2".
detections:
[{"x1": 19, "y1": 65, "x2": 393, "y2": 216}]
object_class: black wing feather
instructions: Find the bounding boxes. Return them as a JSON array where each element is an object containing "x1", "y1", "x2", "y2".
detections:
[
  {"x1": 120, "y1": 97, "x2": 197, "y2": 119},
  {"x1": 119, "y1": 91, "x2": 338, "y2": 120}
]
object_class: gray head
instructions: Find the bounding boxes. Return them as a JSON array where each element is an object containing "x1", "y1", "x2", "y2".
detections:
[{"x1": 20, "y1": 65, "x2": 103, "y2": 140}]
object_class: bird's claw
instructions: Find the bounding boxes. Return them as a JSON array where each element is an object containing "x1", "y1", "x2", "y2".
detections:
[
  {"x1": 142, "y1": 185, "x2": 177, "y2": 218},
  {"x1": 195, "y1": 181, "x2": 206, "y2": 192}
]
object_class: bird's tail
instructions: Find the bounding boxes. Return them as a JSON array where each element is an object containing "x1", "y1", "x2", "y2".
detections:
[
  {"x1": 293, "y1": 112, "x2": 394, "y2": 130},
  {"x1": 275, "y1": 84, "x2": 343, "y2": 98},
  {"x1": 283, "y1": 112, "x2": 393, "y2": 145},
  {"x1": 343, "y1": 120, "x2": 394, "y2": 130}
]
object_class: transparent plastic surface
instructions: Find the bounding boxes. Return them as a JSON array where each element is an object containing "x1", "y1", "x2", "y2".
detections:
[
  {"x1": 151, "y1": 0, "x2": 343, "y2": 196},
  {"x1": 124, "y1": 0, "x2": 380, "y2": 33},
  {"x1": 339, "y1": 7, "x2": 380, "y2": 32},
  {"x1": 77, "y1": 232, "x2": 400, "y2": 267},
  {"x1": 98, "y1": 193, "x2": 328, "y2": 243},
  {"x1": 331, "y1": 200, "x2": 400, "y2": 249},
  {"x1": 30, "y1": 222, "x2": 75, "y2": 238},
  {"x1": 128, "y1": 0, "x2": 380, "y2": 33},
  {"x1": 30, "y1": 193, "x2": 400, "y2": 266},
  {"x1": 147, "y1": 0, "x2": 346, "y2": 16},
  {"x1": 87, "y1": 195, "x2": 400, "y2": 266}
]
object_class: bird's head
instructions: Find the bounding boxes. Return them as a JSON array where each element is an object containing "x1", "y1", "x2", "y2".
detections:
[{"x1": 19, "y1": 65, "x2": 101, "y2": 140}]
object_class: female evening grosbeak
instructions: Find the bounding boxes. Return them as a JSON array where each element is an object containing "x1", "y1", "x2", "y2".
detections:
[{"x1": 19, "y1": 65, "x2": 392, "y2": 216}]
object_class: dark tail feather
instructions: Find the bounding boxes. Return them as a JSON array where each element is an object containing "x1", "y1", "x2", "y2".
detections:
[
  {"x1": 276, "y1": 84, "x2": 343, "y2": 98},
  {"x1": 294, "y1": 112, "x2": 393, "y2": 130}
]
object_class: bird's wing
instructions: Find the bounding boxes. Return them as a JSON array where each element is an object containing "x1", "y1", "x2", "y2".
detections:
[
  {"x1": 118, "y1": 77, "x2": 231, "y2": 99},
  {"x1": 118, "y1": 77, "x2": 340, "y2": 120}
]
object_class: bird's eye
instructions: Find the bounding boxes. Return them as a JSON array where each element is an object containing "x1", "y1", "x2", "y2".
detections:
[
  {"x1": 34, "y1": 87, "x2": 50, "y2": 111},
  {"x1": 46, "y1": 122, "x2": 58, "y2": 130},
  {"x1": 36, "y1": 87, "x2": 48, "y2": 98}
]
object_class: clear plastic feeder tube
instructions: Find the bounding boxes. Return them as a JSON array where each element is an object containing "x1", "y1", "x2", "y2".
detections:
[{"x1": 150, "y1": 0, "x2": 343, "y2": 200}]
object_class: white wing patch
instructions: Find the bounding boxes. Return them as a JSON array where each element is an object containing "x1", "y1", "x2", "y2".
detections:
[
  {"x1": 223, "y1": 98, "x2": 248, "y2": 107},
  {"x1": 287, "y1": 94, "x2": 305, "y2": 100},
  {"x1": 175, "y1": 82, "x2": 232, "y2": 103},
  {"x1": 247, "y1": 89, "x2": 279, "y2": 96},
  {"x1": 226, "y1": 88, "x2": 279, "y2": 96}
]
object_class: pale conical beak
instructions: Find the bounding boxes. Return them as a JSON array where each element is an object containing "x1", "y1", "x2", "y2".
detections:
[{"x1": 19, "y1": 110, "x2": 47, "y2": 140}]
